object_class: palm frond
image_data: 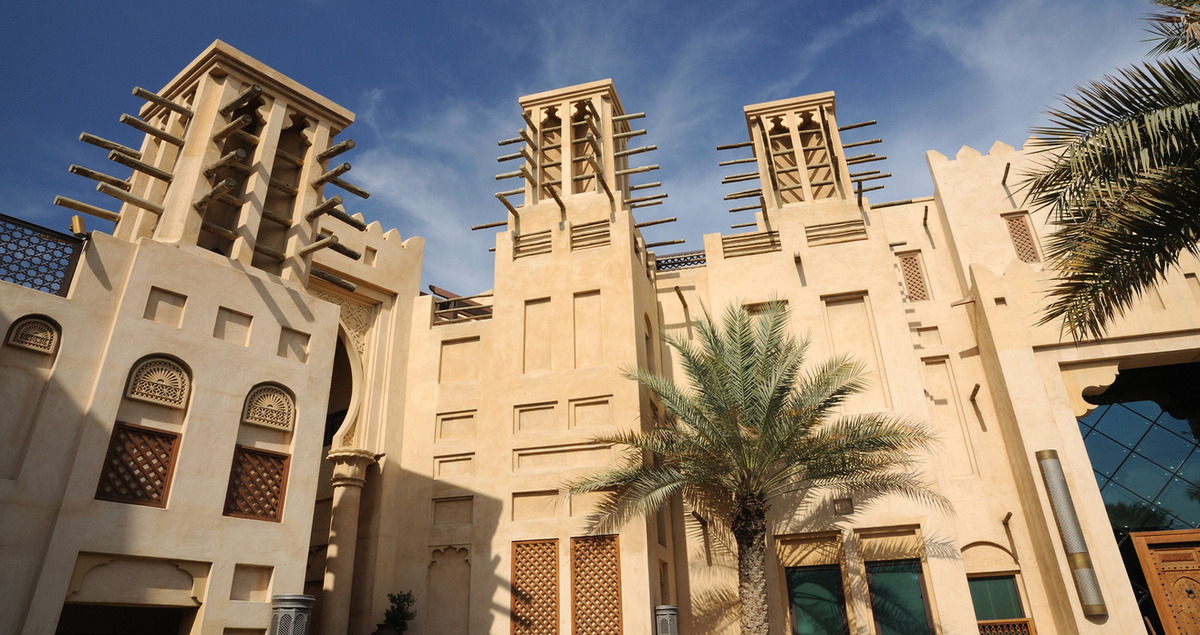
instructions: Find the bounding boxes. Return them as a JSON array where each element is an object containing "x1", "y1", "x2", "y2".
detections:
[
  {"x1": 1039, "y1": 165, "x2": 1200, "y2": 339},
  {"x1": 1022, "y1": 54, "x2": 1200, "y2": 338},
  {"x1": 1025, "y1": 59, "x2": 1200, "y2": 215},
  {"x1": 1149, "y1": 1, "x2": 1200, "y2": 55},
  {"x1": 566, "y1": 302, "x2": 945, "y2": 535}
]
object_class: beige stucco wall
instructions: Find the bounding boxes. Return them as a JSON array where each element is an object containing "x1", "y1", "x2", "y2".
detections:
[
  {"x1": 7, "y1": 49, "x2": 1200, "y2": 635},
  {"x1": 2, "y1": 233, "x2": 341, "y2": 634}
]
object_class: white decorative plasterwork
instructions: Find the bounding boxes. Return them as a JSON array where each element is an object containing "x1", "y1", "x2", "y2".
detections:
[
  {"x1": 6, "y1": 317, "x2": 59, "y2": 354},
  {"x1": 126, "y1": 357, "x2": 190, "y2": 409},
  {"x1": 313, "y1": 290, "x2": 374, "y2": 355},
  {"x1": 242, "y1": 384, "x2": 296, "y2": 431}
]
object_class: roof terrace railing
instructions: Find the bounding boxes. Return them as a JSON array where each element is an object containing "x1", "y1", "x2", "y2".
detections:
[
  {"x1": 0, "y1": 213, "x2": 84, "y2": 297},
  {"x1": 655, "y1": 249, "x2": 706, "y2": 271},
  {"x1": 433, "y1": 292, "x2": 494, "y2": 325}
]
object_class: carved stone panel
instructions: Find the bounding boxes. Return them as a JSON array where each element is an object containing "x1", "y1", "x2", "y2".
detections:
[
  {"x1": 242, "y1": 384, "x2": 296, "y2": 431},
  {"x1": 6, "y1": 316, "x2": 59, "y2": 354},
  {"x1": 125, "y1": 357, "x2": 190, "y2": 409},
  {"x1": 313, "y1": 290, "x2": 374, "y2": 356}
]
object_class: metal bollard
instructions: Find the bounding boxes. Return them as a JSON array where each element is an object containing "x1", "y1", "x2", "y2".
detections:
[
  {"x1": 654, "y1": 605, "x2": 679, "y2": 635},
  {"x1": 269, "y1": 594, "x2": 315, "y2": 635}
]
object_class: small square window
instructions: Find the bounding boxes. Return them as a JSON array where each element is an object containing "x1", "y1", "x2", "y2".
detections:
[{"x1": 967, "y1": 575, "x2": 1024, "y2": 621}]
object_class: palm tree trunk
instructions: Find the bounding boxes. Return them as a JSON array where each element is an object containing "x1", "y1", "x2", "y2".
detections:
[{"x1": 732, "y1": 498, "x2": 770, "y2": 635}]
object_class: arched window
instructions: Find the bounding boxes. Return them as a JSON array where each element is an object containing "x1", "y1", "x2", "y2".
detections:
[
  {"x1": 5, "y1": 315, "x2": 60, "y2": 354},
  {"x1": 125, "y1": 356, "x2": 191, "y2": 409},
  {"x1": 97, "y1": 355, "x2": 192, "y2": 507},
  {"x1": 241, "y1": 383, "x2": 296, "y2": 431}
]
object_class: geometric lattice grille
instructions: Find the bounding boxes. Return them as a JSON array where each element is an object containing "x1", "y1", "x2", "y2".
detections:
[
  {"x1": 571, "y1": 535, "x2": 622, "y2": 635},
  {"x1": 0, "y1": 212, "x2": 83, "y2": 297},
  {"x1": 1004, "y1": 214, "x2": 1040, "y2": 263},
  {"x1": 897, "y1": 252, "x2": 929, "y2": 302},
  {"x1": 513, "y1": 539, "x2": 559, "y2": 635},
  {"x1": 95, "y1": 423, "x2": 179, "y2": 507},
  {"x1": 224, "y1": 446, "x2": 289, "y2": 521}
]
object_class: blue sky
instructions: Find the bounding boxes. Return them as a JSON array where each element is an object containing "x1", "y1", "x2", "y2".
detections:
[{"x1": 1, "y1": 1, "x2": 1152, "y2": 294}]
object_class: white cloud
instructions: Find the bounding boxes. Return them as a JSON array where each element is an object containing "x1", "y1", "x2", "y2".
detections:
[
  {"x1": 353, "y1": 94, "x2": 516, "y2": 293},
  {"x1": 349, "y1": 0, "x2": 1159, "y2": 292}
]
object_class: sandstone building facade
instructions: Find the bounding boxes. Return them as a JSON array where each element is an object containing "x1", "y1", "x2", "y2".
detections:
[{"x1": 2, "y1": 41, "x2": 1199, "y2": 635}]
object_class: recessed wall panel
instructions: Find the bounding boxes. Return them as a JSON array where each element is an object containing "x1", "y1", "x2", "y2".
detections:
[
  {"x1": 573, "y1": 290, "x2": 603, "y2": 368},
  {"x1": 439, "y1": 337, "x2": 480, "y2": 383},
  {"x1": 524, "y1": 298, "x2": 552, "y2": 373},
  {"x1": 920, "y1": 357, "x2": 977, "y2": 477},
  {"x1": 823, "y1": 294, "x2": 889, "y2": 411}
]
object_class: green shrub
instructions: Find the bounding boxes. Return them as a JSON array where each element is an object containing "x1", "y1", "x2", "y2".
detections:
[{"x1": 384, "y1": 591, "x2": 417, "y2": 632}]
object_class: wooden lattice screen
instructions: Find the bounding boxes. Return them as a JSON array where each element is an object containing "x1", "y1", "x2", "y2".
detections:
[
  {"x1": 224, "y1": 446, "x2": 289, "y2": 521},
  {"x1": 95, "y1": 423, "x2": 180, "y2": 507},
  {"x1": 571, "y1": 535, "x2": 623, "y2": 635},
  {"x1": 897, "y1": 252, "x2": 929, "y2": 302},
  {"x1": 512, "y1": 539, "x2": 559, "y2": 635},
  {"x1": 1004, "y1": 213, "x2": 1041, "y2": 263}
]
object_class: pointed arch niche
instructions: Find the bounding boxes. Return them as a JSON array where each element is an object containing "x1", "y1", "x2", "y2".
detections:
[
  {"x1": 324, "y1": 326, "x2": 363, "y2": 448},
  {"x1": 117, "y1": 355, "x2": 192, "y2": 429},
  {"x1": 1, "y1": 314, "x2": 63, "y2": 478},
  {"x1": 97, "y1": 355, "x2": 193, "y2": 507}
]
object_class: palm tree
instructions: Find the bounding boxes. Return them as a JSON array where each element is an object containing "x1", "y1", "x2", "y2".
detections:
[
  {"x1": 1024, "y1": 0, "x2": 1200, "y2": 340},
  {"x1": 565, "y1": 303, "x2": 947, "y2": 635}
]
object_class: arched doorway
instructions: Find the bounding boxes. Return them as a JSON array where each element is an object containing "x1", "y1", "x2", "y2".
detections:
[{"x1": 306, "y1": 329, "x2": 361, "y2": 625}]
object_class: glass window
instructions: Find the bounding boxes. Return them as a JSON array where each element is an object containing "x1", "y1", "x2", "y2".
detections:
[
  {"x1": 1110, "y1": 453, "x2": 1173, "y2": 499},
  {"x1": 1093, "y1": 404, "x2": 1151, "y2": 448},
  {"x1": 1123, "y1": 400, "x2": 1163, "y2": 421},
  {"x1": 1101, "y1": 481, "x2": 1166, "y2": 530},
  {"x1": 786, "y1": 565, "x2": 849, "y2": 635},
  {"x1": 865, "y1": 560, "x2": 933, "y2": 635},
  {"x1": 1154, "y1": 410, "x2": 1193, "y2": 439},
  {"x1": 1155, "y1": 477, "x2": 1200, "y2": 527},
  {"x1": 1082, "y1": 432, "x2": 1131, "y2": 478},
  {"x1": 1138, "y1": 425, "x2": 1193, "y2": 472},
  {"x1": 1078, "y1": 419, "x2": 1092, "y2": 438},
  {"x1": 967, "y1": 576, "x2": 1023, "y2": 620},
  {"x1": 1175, "y1": 451, "x2": 1200, "y2": 485}
]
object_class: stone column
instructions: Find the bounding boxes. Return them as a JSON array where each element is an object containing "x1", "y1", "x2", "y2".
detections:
[{"x1": 320, "y1": 448, "x2": 376, "y2": 635}]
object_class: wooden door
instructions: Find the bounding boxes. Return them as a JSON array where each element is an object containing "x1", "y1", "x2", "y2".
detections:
[{"x1": 1132, "y1": 529, "x2": 1200, "y2": 634}]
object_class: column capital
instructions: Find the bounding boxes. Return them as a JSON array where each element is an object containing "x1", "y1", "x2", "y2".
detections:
[{"x1": 326, "y1": 447, "x2": 376, "y2": 488}]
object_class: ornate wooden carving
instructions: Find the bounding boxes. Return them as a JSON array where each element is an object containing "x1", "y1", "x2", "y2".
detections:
[
  {"x1": 1133, "y1": 529, "x2": 1200, "y2": 635},
  {"x1": 897, "y1": 252, "x2": 929, "y2": 302},
  {"x1": 224, "y1": 446, "x2": 289, "y2": 521}
]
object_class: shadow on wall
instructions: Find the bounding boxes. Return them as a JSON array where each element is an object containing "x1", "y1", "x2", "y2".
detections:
[
  {"x1": 0, "y1": 223, "x2": 347, "y2": 634},
  {"x1": 306, "y1": 459, "x2": 508, "y2": 635},
  {"x1": 0, "y1": 305, "x2": 212, "y2": 632},
  {"x1": 683, "y1": 489, "x2": 960, "y2": 634}
]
